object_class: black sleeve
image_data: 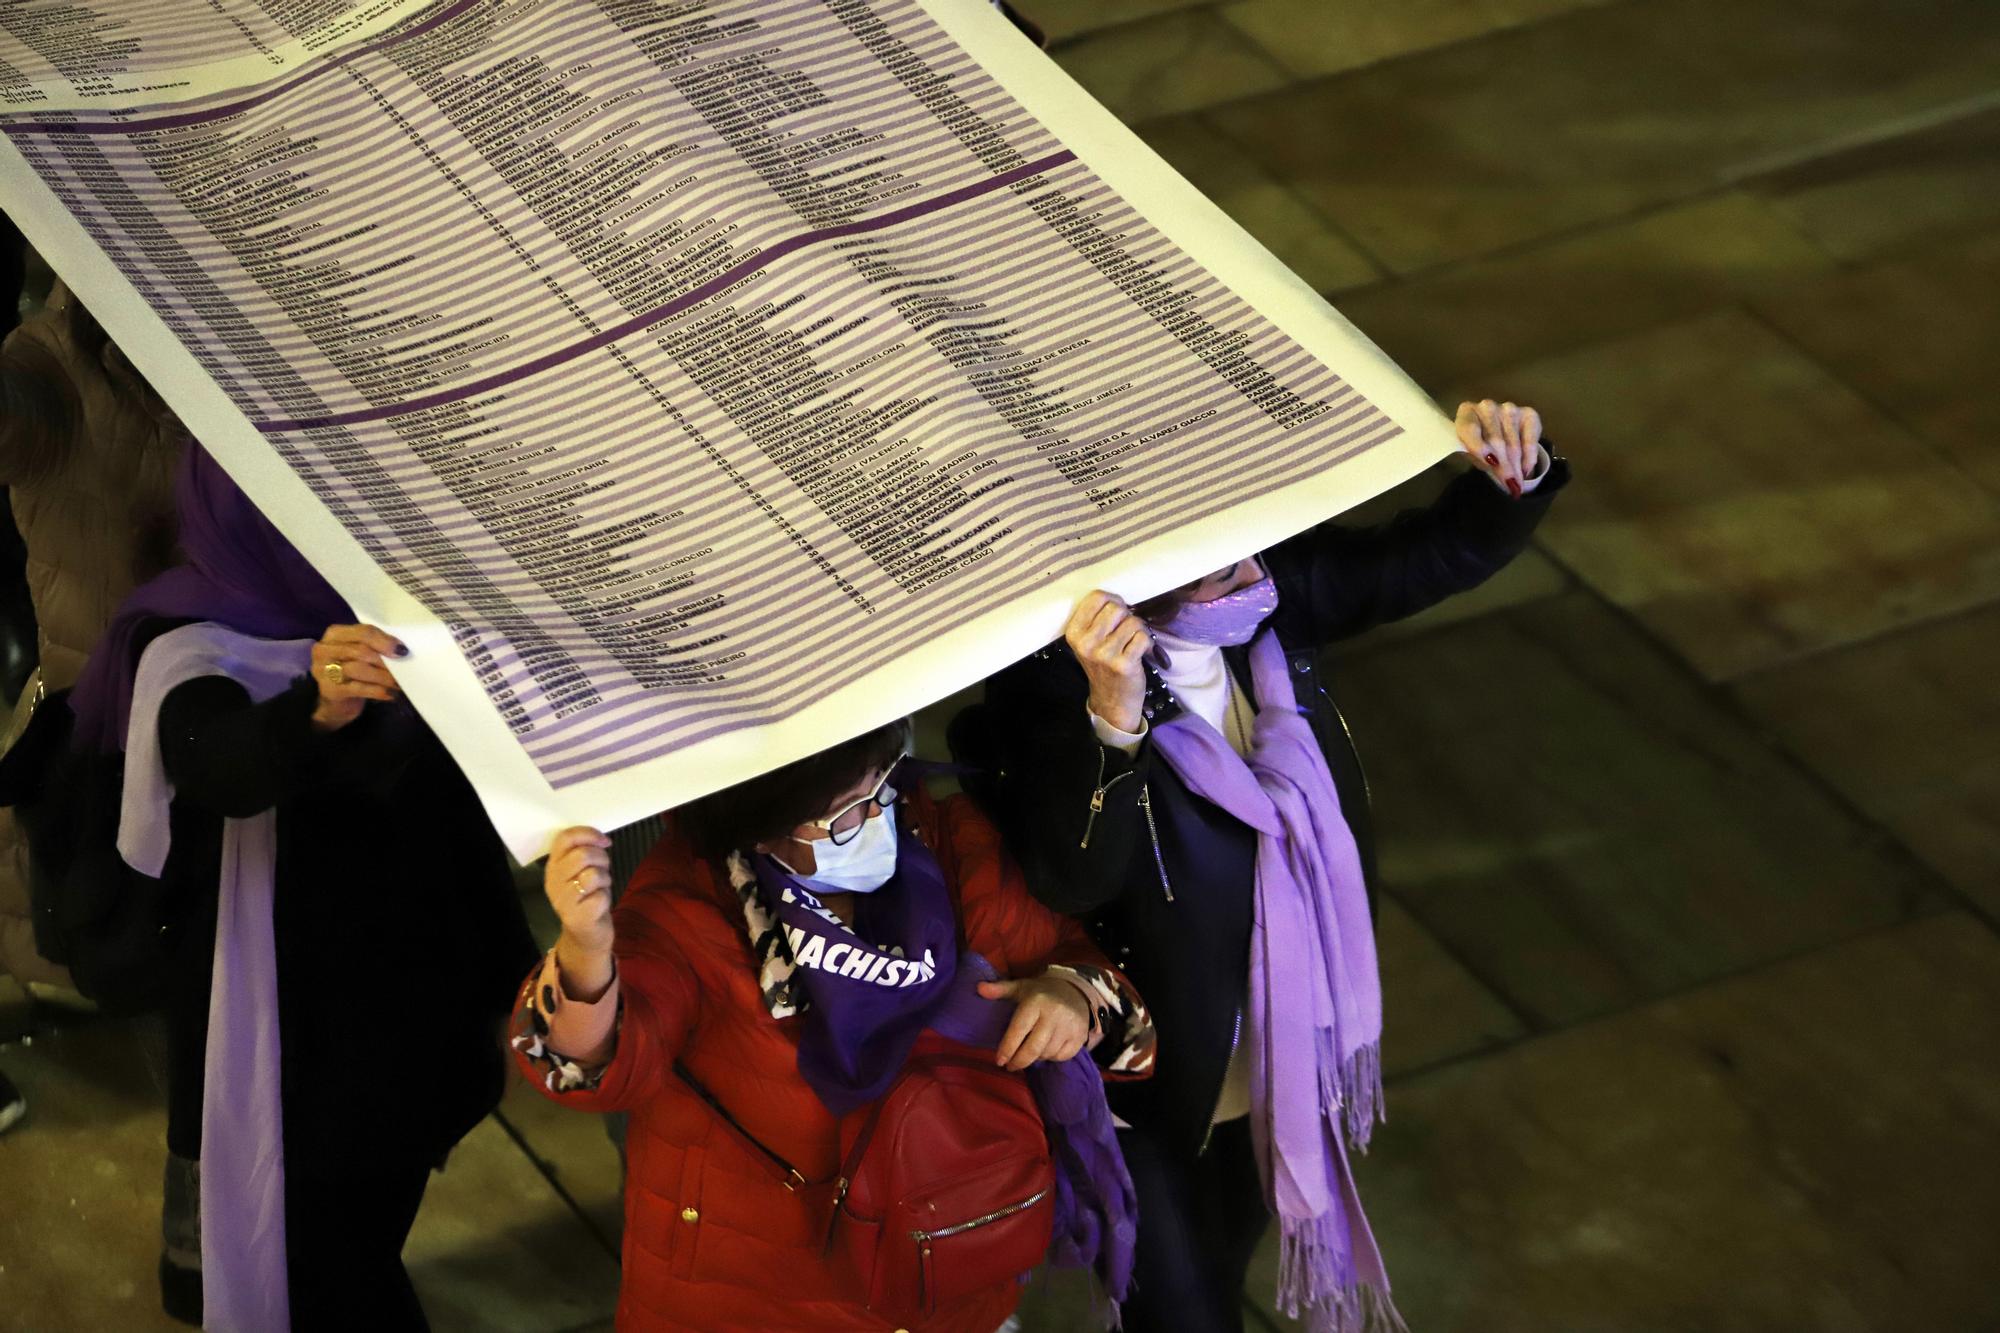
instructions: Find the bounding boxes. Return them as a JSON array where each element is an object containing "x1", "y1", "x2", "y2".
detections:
[
  {"x1": 157, "y1": 675, "x2": 334, "y2": 818},
  {"x1": 1270, "y1": 457, "x2": 1571, "y2": 645},
  {"x1": 984, "y1": 652, "x2": 1149, "y2": 916}
]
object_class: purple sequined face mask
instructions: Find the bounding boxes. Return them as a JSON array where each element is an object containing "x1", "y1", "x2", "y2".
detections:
[{"x1": 1154, "y1": 576, "x2": 1279, "y2": 645}]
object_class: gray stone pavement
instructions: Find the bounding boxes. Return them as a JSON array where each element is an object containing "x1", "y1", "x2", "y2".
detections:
[{"x1": 5, "y1": 0, "x2": 1998, "y2": 1328}]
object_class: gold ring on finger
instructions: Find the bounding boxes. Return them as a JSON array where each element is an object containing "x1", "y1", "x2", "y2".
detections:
[
  {"x1": 322, "y1": 661, "x2": 346, "y2": 686},
  {"x1": 570, "y1": 876, "x2": 586, "y2": 897}
]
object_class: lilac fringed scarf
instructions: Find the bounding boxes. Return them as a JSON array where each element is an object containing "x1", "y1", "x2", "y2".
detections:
[
  {"x1": 120, "y1": 622, "x2": 316, "y2": 1333},
  {"x1": 1148, "y1": 628, "x2": 1404, "y2": 1333},
  {"x1": 743, "y1": 829, "x2": 1137, "y2": 1311}
]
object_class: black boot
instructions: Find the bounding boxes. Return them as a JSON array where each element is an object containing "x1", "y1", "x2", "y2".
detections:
[{"x1": 158, "y1": 1252, "x2": 203, "y2": 1326}]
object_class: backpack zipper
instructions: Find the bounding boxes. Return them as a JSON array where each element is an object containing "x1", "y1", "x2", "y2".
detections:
[
  {"x1": 1137, "y1": 783, "x2": 1174, "y2": 902},
  {"x1": 909, "y1": 1187, "x2": 1050, "y2": 1241},
  {"x1": 1198, "y1": 1006, "x2": 1244, "y2": 1156}
]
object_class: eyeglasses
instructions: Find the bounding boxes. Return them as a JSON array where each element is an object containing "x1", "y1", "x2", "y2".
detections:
[{"x1": 806, "y1": 752, "x2": 908, "y2": 846}]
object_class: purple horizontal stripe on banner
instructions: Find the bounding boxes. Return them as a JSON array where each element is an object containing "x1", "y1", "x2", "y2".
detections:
[
  {"x1": 0, "y1": 0, "x2": 487, "y2": 136},
  {"x1": 246, "y1": 149, "x2": 1080, "y2": 432}
]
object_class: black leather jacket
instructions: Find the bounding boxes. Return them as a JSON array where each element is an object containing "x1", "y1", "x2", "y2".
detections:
[{"x1": 972, "y1": 460, "x2": 1568, "y2": 1155}]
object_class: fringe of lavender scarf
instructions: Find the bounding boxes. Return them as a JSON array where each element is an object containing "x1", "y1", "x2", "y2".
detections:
[
  {"x1": 1329, "y1": 1035, "x2": 1384, "y2": 1153},
  {"x1": 1276, "y1": 1036, "x2": 1401, "y2": 1332},
  {"x1": 1274, "y1": 1222, "x2": 1412, "y2": 1333}
]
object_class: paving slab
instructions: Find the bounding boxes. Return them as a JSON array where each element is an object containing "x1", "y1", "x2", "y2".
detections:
[
  {"x1": 0, "y1": 1018, "x2": 178, "y2": 1333},
  {"x1": 1219, "y1": 0, "x2": 1616, "y2": 81},
  {"x1": 406, "y1": 1116, "x2": 622, "y2": 1333},
  {"x1": 1038, "y1": 0, "x2": 1210, "y2": 45},
  {"x1": 1907, "y1": 394, "x2": 2000, "y2": 501},
  {"x1": 1469, "y1": 309, "x2": 2000, "y2": 680},
  {"x1": 495, "y1": 1074, "x2": 629, "y2": 1251},
  {"x1": 1335, "y1": 592, "x2": 1938, "y2": 1027},
  {"x1": 1211, "y1": 0, "x2": 2000, "y2": 272},
  {"x1": 1376, "y1": 897, "x2": 1528, "y2": 1077},
  {"x1": 1751, "y1": 227, "x2": 2000, "y2": 421},
  {"x1": 1331, "y1": 192, "x2": 1833, "y2": 393},
  {"x1": 1013, "y1": 1264, "x2": 1103, "y2": 1331},
  {"x1": 1732, "y1": 604, "x2": 2000, "y2": 918},
  {"x1": 1139, "y1": 116, "x2": 1381, "y2": 294},
  {"x1": 1052, "y1": 8, "x2": 1291, "y2": 125},
  {"x1": 1248, "y1": 913, "x2": 2000, "y2": 1332},
  {"x1": 1750, "y1": 104, "x2": 2000, "y2": 262}
]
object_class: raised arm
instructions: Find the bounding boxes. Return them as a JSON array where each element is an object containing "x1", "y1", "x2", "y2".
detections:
[
  {"x1": 156, "y1": 623, "x2": 412, "y2": 818},
  {"x1": 511, "y1": 827, "x2": 700, "y2": 1113},
  {"x1": 158, "y1": 675, "x2": 329, "y2": 818},
  {"x1": 1273, "y1": 400, "x2": 1570, "y2": 645}
]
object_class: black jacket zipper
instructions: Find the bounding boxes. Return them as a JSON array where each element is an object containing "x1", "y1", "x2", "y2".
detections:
[
  {"x1": 1199, "y1": 1006, "x2": 1245, "y2": 1155},
  {"x1": 1081, "y1": 745, "x2": 1134, "y2": 849},
  {"x1": 1137, "y1": 783, "x2": 1174, "y2": 903}
]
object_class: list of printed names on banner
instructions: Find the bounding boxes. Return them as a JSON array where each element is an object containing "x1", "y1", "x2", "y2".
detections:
[{"x1": 1, "y1": 0, "x2": 1425, "y2": 844}]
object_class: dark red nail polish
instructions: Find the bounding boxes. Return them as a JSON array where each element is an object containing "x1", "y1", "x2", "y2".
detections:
[
  {"x1": 1484, "y1": 453, "x2": 1499, "y2": 467},
  {"x1": 1506, "y1": 478, "x2": 1523, "y2": 498}
]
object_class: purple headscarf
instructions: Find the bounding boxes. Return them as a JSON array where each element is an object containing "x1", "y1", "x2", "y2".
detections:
[{"x1": 69, "y1": 444, "x2": 352, "y2": 753}]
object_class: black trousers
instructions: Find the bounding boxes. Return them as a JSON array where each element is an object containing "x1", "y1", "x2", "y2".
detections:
[
  {"x1": 1117, "y1": 1118, "x2": 1272, "y2": 1333},
  {"x1": 285, "y1": 1157, "x2": 433, "y2": 1332},
  {"x1": 163, "y1": 971, "x2": 434, "y2": 1330}
]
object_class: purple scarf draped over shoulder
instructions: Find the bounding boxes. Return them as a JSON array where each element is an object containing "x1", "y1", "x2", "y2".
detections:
[
  {"x1": 750, "y1": 822, "x2": 1137, "y2": 1309},
  {"x1": 69, "y1": 443, "x2": 351, "y2": 753},
  {"x1": 74, "y1": 445, "x2": 352, "y2": 1331},
  {"x1": 1149, "y1": 627, "x2": 1406, "y2": 1333}
]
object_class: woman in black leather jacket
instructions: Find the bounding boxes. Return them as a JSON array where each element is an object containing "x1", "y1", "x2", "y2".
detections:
[{"x1": 973, "y1": 400, "x2": 1569, "y2": 1332}]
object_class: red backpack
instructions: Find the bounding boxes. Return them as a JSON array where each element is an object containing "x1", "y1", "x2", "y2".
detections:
[{"x1": 679, "y1": 1034, "x2": 1056, "y2": 1324}]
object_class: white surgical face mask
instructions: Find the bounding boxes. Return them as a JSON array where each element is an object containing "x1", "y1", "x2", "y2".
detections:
[{"x1": 784, "y1": 804, "x2": 899, "y2": 894}]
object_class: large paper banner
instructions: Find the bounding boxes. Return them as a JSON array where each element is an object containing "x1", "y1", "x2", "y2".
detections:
[{"x1": 1, "y1": 0, "x2": 1455, "y2": 860}]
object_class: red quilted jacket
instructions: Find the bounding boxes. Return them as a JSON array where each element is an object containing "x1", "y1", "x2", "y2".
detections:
[{"x1": 514, "y1": 788, "x2": 1130, "y2": 1332}]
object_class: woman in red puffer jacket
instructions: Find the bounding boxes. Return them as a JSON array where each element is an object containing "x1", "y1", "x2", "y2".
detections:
[{"x1": 512, "y1": 717, "x2": 1153, "y2": 1332}]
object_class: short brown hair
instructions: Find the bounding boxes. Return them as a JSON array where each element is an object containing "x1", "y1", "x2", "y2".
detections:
[{"x1": 678, "y1": 717, "x2": 913, "y2": 860}]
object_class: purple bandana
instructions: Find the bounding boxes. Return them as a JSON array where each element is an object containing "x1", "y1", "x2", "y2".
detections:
[
  {"x1": 750, "y1": 820, "x2": 1136, "y2": 1307},
  {"x1": 1154, "y1": 575, "x2": 1279, "y2": 646},
  {"x1": 751, "y1": 822, "x2": 957, "y2": 1114}
]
